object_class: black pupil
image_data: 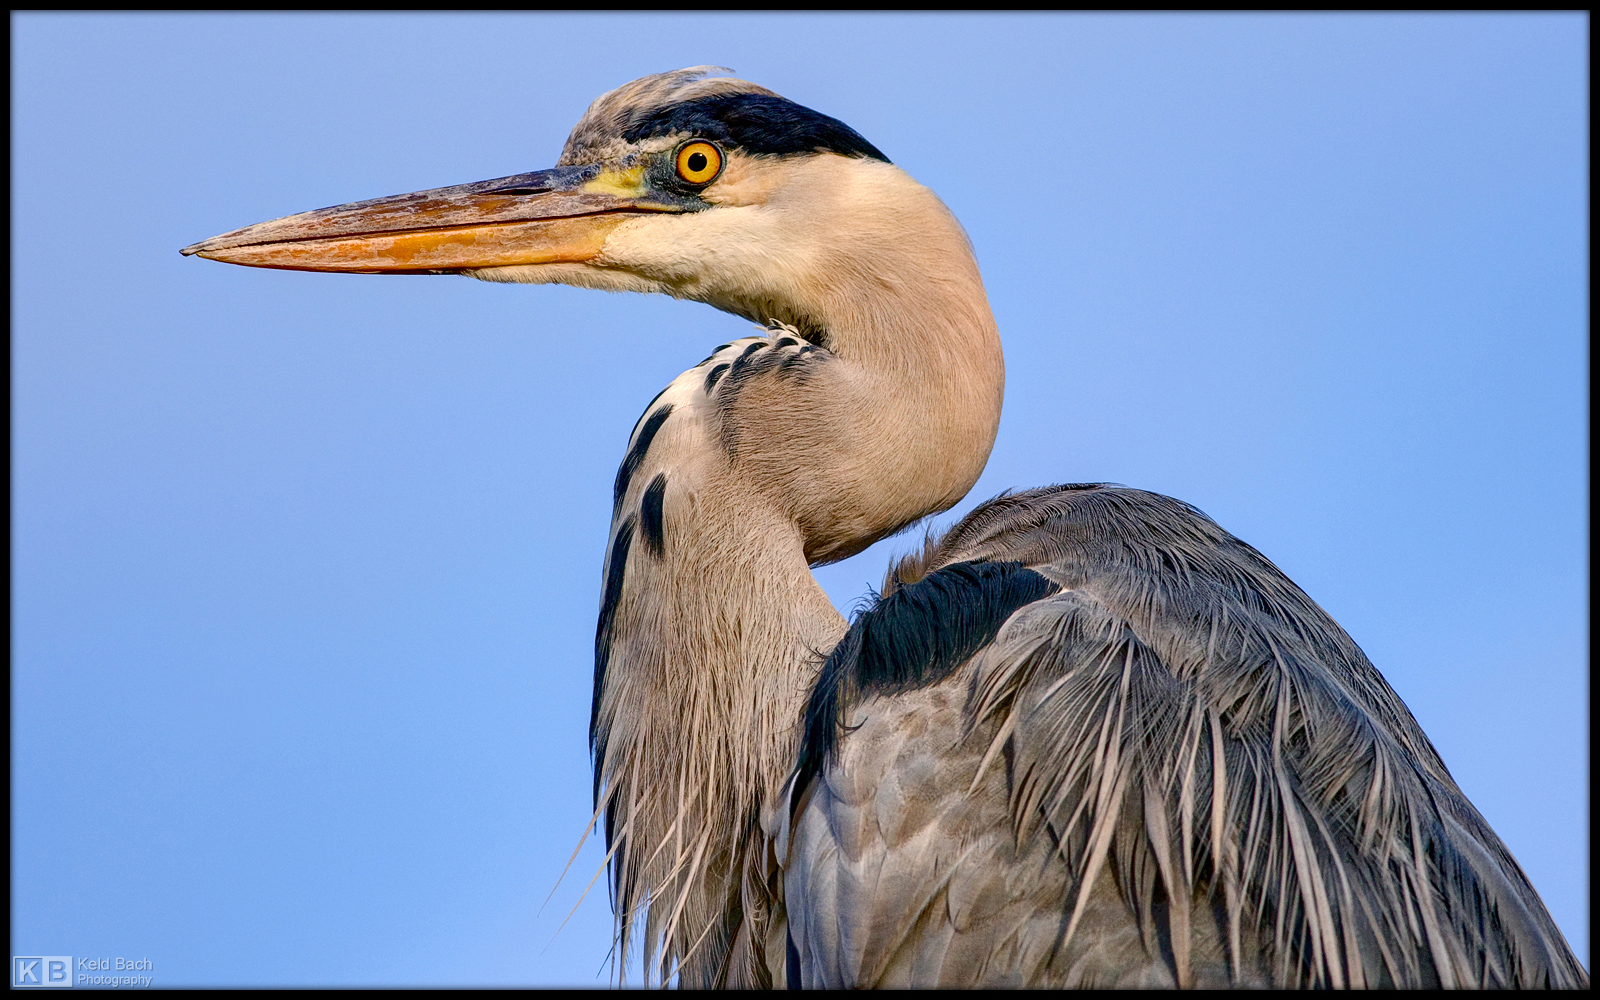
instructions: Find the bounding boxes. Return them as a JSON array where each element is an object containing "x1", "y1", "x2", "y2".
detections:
[{"x1": 687, "y1": 151, "x2": 708, "y2": 174}]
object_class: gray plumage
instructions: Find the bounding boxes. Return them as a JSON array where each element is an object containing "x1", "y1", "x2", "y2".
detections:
[
  {"x1": 785, "y1": 485, "x2": 1587, "y2": 988},
  {"x1": 182, "y1": 67, "x2": 1587, "y2": 990}
]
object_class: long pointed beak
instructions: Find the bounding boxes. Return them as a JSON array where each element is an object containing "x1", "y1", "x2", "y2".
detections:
[{"x1": 181, "y1": 164, "x2": 681, "y2": 273}]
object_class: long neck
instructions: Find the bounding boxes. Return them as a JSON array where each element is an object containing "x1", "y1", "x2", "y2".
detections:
[
  {"x1": 593, "y1": 380, "x2": 846, "y2": 986},
  {"x1": 683, "y1": 155, "x2": 1007, "y2": 563},
  {"x1": 591, "y1": 163, "x2": 1003, "y2": 984}
]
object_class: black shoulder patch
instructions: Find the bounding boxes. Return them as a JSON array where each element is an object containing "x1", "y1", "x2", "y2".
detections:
[
  {"x1": 591, "y1": 515, "x2": 636, "y2": 760},
  {"x1": 622, "y1": 93, "x2": 890, "y2": 163},
  {"x1": 640, "y1": 474, "x2": 667, "y2": 558},
  {"x1": 795, "y1": 561, "x2": 1058, "y2": 795},
  {"x1": 613, "y1": 404, "x2": 673, "y2": 517}
]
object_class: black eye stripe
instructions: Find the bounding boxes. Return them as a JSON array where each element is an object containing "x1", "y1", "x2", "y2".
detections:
[{"x1": 627, "y1": 94, "x2": 889, "y2": 164}]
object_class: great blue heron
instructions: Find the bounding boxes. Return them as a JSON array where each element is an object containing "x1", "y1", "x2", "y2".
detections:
[{"x1": 182, "y1": 68, "x2": 1584, "y2": 989}]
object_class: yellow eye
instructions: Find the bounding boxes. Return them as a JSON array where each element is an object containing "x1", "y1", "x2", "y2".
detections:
[{"x1": 674, "y1": 141, "x2": 723, "y2": 185}]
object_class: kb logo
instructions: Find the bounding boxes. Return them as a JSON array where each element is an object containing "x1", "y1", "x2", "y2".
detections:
[{"x1": 13, "y1": 957, "x2": 72, "y2": 988}]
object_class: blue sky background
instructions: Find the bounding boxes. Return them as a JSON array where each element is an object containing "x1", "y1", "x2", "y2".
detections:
[{"x1": 11, "y1": 13, "x2": 1586, "y2": 986}]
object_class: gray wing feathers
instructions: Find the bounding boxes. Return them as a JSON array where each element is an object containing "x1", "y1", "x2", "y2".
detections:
[
  {"x1": 788, "y1": 485, "x2": 1586, "y2": 988},
  {"x1": 787, "y1": 681, "x2": 1084, "y2": 987}
]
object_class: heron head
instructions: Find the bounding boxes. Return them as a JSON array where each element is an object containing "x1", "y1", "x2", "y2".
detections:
[{"x1": 180, "y1": 68, "x2": 961, "y2": 344}]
